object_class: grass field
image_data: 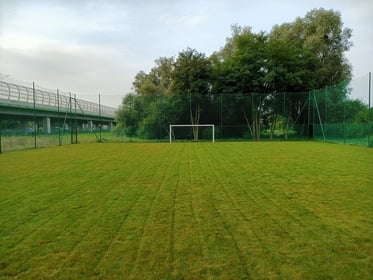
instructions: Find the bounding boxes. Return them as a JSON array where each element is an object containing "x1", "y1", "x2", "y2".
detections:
[{"x1": 0, "y1": 142, "x2": 372, "y2": 279}]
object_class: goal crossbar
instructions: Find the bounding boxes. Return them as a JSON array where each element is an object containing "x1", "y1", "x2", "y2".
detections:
[{"x1": 169, "y1": 124, "x2": 215, "y2": 143}]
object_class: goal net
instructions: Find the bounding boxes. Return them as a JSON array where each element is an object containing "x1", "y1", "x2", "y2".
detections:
[{"x1": 169, "y1": 124, "x2": 215, "y2": 143}]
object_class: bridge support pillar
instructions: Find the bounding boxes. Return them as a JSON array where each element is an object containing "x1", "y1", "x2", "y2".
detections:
[
  {"x1": 88, "y1": 120, "x2": 93, "y2": 131},
  {"x1": 109, "y1": 122, "x2": 114, "y2": 131},
  {"x1": 43, "y1": 117, "x2": 51, "y2": 134}
]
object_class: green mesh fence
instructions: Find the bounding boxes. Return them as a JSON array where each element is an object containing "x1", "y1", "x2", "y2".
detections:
[
  {"x1": 114, "y1": 91, "x2": 311, "y2": 142},
  {"x1": 0, "y1": 126, "x2": 113, "y2": 153},
  {"x1": 312, "y1": 74, "x2": 372, "y2": 147},
  {"x1": 1, "y1": 75, "x2": 371, "y2": 153},
  {"x1": 113, "y1": 74, "x2": 371, "y2": 146}
]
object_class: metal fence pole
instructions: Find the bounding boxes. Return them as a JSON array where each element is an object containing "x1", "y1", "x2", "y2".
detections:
[
  {"x1": 312, "y1": 90, "x2": 315, "y2": 138},
  {"x1": 283, "y1": 92, "x2": 286, "y2": 140},
  {"x1": 74, "y1": 94, "x2": 77, "y2": 144},
  {"x1": 69, "y1": 93, "x2": 73, "y2": 144},
  {"x1": 314, "y1": 92, "x2": 326, "y2": 141},
  {"x1": 57, "y1": 89, "x2": 61, "y2": 145},
  {"x1": 220, "y1": 91, "x2": 223, "y2": 138},
  {"x1": 368, "y1": 72, "x2": 371, "y2": 147},
  {"x1": 129, "y1": 95, "x2": 132, "y2": 142},
  {"x1": 343, "y1": 94, "x2": 346, "y2": 144},
  {"x1": 0, "y1": 76, "x2": 4, "y2": 153},
  {"x1": 33, "y1": 82, "x2": 37, "y2": 149},
  {"x1": 308, "y1": 91, "x2": 311, "y2": 139},
  {"x1": 99, "y1": 94, "x2": 102, "y2": 142},
  {"x1": 325, "y1": 86, "x2": 328, "y2": 140},
  {"x1": 159, "y1": 94, "x2": 162, "y2": 141}
]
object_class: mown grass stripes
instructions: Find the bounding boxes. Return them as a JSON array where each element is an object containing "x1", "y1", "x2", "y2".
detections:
[{"x1": 0, "y1": 142, "x2": 372, "y2": 279}]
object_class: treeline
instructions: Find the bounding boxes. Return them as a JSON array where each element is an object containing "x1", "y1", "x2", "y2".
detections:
[{"x1": 115, "y1": 8, "x2": 368, "y2": 140}]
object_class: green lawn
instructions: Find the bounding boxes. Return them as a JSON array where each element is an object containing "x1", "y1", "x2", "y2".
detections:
[{"x1": 0, "y1": 142, "x2": 372, "y2": 279}]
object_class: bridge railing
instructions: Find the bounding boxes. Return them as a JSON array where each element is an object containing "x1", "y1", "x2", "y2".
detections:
[{"x1": 0, "y1": 80, "x2": 116, "y2": 118}]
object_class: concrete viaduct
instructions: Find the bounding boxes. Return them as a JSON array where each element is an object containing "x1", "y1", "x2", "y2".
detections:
[{"x1": 0, "y1": 80, "x2": 116, "y2": 134}]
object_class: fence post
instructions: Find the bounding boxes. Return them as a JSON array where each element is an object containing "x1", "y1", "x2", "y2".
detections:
[
  {"x1": 325, "y1": 86, "x2": 328, "y2": 140},
  {"x1": 159, "y1": 94, "x2": 163, "y2": 141},
  {"x1": 57, "y1": 89, "x2": 61, "y2": 146},
  {"x1": 220, "y1": 91, "x2": 223, "y2": 139},
  {"x1": 129, "y1": 95, "x2": 132, "y2": 142},
  {"x1": 343, "y1": 93, "x2": 346, "y2": 144},
  {"x1": 69, "y1": 93, "x2": 73, "y2": 144},
  {"x1": 308, "y1": 91, "x2": 311, "y2": 139},
  {"x1": 99, "y1": 94, "x2": 102, "y2": 142},
  {"x1": 33, "y1": 82, "x2": 37, "y2": 149},
  {"x1": 314, "y1": 92, "x2": 326, "y2": 141},
  {"x1": 74, "y1": 94, "x2": 77, "y2": 144},
  {"x1": 368, "y1": 72, "x2": 371, "y2": 147},
  {"x1": 283, "y1": 92, "x2": 286, "y2": 140}
]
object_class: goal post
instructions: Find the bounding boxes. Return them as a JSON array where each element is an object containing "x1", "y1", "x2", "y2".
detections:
[{"x1": 169, "y1": 124, "x2": 215, "y2": 143}]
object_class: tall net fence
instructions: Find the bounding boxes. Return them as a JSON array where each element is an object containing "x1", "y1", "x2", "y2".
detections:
[
  {"x1": 313, "y1": 74, "x2": 372, "y2": 147},
  {"x1": 0, "y1": 79, "x2": 116, "y2": 153},
  {"x1": 115, "y1": 91, "x2": 312, "y2": 142},
  {"x1": 0, "y1": 127, "x2": 114, "y2": 153},
  {"x1": 1, "y1": 74, "x2": 371, "y2": 152},
  {"x1": 114, "y1": 74, "x2": 371, "y2": 146}
]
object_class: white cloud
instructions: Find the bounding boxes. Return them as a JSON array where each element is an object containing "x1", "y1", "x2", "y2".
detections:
[{"x1": 0, "y1": 0, "x2": 372, "y2": 107}]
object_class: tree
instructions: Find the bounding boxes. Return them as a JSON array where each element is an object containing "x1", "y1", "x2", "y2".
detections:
[
  {"x1": 116, "y1": 8, "x2": 354, "y2": 141},
  {"x1": 270, "y1": 8, "x2": 352, "y2": 88},
  {"x1": 265, "y1": 8, "x2": 352, "y2": 138},
  {"x1": 114, "y1": 94, "x2": 138, "y2": 137},
  {"x1": 211, "y1": 26, "x2": 270, "y2": 140},
  {"x1": 171, "y1": 48, "x2": 212, "y2": 140},
  {"x1": 132, "y1": 57, "x2": 174, "y2": 96},
  {"x1": 345, "y1": 99, "x2": 369, "y2": 123}
]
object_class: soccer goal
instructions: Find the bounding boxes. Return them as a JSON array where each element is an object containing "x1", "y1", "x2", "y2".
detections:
[{"x1": 169, "y1": 124, "x2": 215, "y2": 143}]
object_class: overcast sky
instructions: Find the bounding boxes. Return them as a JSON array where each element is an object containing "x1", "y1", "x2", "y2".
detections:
[{"x1": 0, "y1": 0, "x2": 372, "y2": 107}]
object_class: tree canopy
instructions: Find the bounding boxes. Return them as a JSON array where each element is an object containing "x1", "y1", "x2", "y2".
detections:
[{"x1": 115, "y1": 8, "x2": 365, "y2": 140}]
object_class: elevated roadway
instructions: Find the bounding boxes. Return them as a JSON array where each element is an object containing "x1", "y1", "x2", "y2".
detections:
[{"x1": 0, "y1": 80, "x2": 117, "y2": 133}]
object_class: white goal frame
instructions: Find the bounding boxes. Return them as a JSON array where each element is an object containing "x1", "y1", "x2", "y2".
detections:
[{"x1": 169, "y1": 124, "x2": 215, "y2": 143}]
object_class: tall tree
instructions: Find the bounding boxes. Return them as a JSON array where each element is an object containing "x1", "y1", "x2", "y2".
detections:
[
  {"x1": 171, "y1": 48, "x2": 212, "y2": 140},
  {"x1": 116, "y1": 8, "x2": 354, "y2": 140},
  {"x1": 211, "y1": 25, "x2": 269, "y2": 139},
  {"x1": 114, "y1": 94, "x2": 139, "y2": 137},
  {"x1": 132, "y1": 57, "x2": 174, "y2": 96},
  {"x1": 270, "y1": 8, "x2": 352, "y2": 88},
  {"x1": 268, "y1": 8, "x2": 353, "y2": 137}
]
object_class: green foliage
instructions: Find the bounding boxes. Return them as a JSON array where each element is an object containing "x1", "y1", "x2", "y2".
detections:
[
  {"x1": 271, "y1": 8, "x2": 352, "y2": 87},
  {"x1": 0, "y1": 120, "x2": 22, "y2": 129},
  {"x1": 114, "y1": 94, "x2": 138, "y2": 136},
  {"x1": 171, "y1": 48, "x2": 212, "y2": 96},
  {"x1": 213, "y1": 29, "x2": 268, "y2": 95},
  {"x1": 1, "y1": 142, "x2": 372, "y2": 278},
  {"x1": 345, "y1": 99, "x2": 370, "y2": 123},
  {"x1": 132, "y1": 57, "x2": 174, "y2": 96},
  {"x1": 115, "y1": 8, "x2": 363, "y2": 141},
  {"x1": 136, "y1": 95, "x2": 185, "y2": 139},
  {"x1": 312, "y1": 81, "x2": 366, "y2": 124}
]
